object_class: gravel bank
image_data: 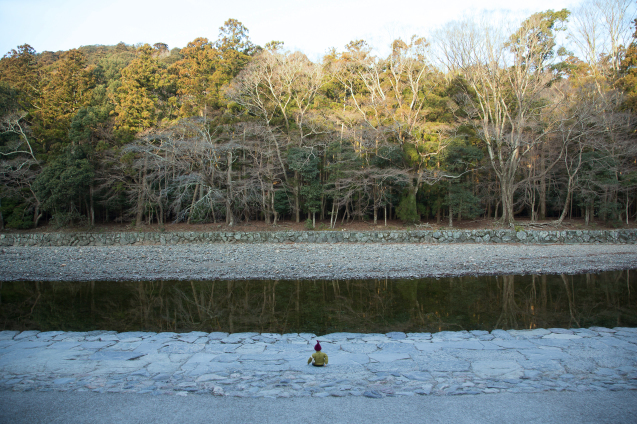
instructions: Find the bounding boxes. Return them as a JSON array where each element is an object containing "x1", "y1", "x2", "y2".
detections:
[{"x1": 1, "y1": 243, "x2": 636, "y2": 281}]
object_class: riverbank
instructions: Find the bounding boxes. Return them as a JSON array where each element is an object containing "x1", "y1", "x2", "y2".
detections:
[
  {"x1": 1, "y1": 327, "x2": 636, "y2": 399},
  {"x1": 1, "y1": 243, "x2": 636, "y2": 281}
]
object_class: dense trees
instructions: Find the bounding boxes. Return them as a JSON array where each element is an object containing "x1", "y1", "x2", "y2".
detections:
[{"x1": 1, "y1": 8, "x2": 637, "y2": 230}]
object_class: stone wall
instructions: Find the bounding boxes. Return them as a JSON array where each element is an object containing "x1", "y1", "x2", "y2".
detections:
[{"x1": 1, "y1": 228, "x2": 636, "y2": 247}]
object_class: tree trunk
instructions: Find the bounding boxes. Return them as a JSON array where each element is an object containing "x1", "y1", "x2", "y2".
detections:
[
  {"x1": 0, "y1": 198, "x2": 3, "y2": 230},
  {"x1": 158, "y1": 201, "x2": 163, "y2": 225},
  {"x1": 271, "y1": 185, "x2": 278, "y2": 225},
  {"x1": 556, "y1": 175, "x2": 575, "y2": 225},
  {"x1": 373, "y1": 204, "x2": 378, "y2": 225},
  {"x1": 330, "y1": 201, "x2": 336, "y2": 229},
  {"x1": 136, "y1": 158, "x2": 147, "y2": 226},
  {"x1": 320, "y1": 193, "x2": 325, "y2": 221},
  {"x1": 33, "y1": 196, "x2": 42, "y2": 228},
  {"x1": 89, "y1": 185, "x2": 95, "y2": 226},
  {"x1": 294, "y1": 170, "x2": 300, "y2": 223},
  {"x1": 259, "y1": 180, "x2": 270, "y2": 224},
  {"x1": 626, "y1": 189, "x2": 630, "y2": 225},
  {"x1": 539, "y1": 147, "x2": 546, "y2": 220},
  {"x1": 187, "y1": 183, "x2": 199, "y2": 225},
  {"x1": 226, "y1": 151, "x2": 233, "y2": 226},
  {"x1": 373, "y1": 186, "x2": 378, "y2": 225},
  {"x1": 342, "y1": 201, "x2": 349, "y2": 224},
  {"x1": 500, "y1": 181, "x2": 515, "y2": 226}
]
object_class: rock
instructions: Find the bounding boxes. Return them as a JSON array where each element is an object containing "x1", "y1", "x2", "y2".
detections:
[
  {"x1": 89, "y1": 351, "x2": 146, "y2": 361},
  {"x1": 386, "y1": 332, "x2": 407, "y2": 340},
  {"x1": 234, "y1": 344, "x2": 266, "y2": 354},
  {"x1": 378, "y1": 342, "x2": 418, "y2": 353},
  {"x1": 407, "y1": 333, "x2": 432, "y2": 340},
  {"x1": 509, "y1": 329, "x2": 551, "y2": 338},
  {"x1": 80, "y1": 341, "x2": 115, "y2": 350},
  {"x1": 518, "y1": 348, "x2": 571, "y2": 361},
  {"x1": 491, "y1": 330, "x2": 515, "y2": 340},
  {"x1": 523, "y1": 370, "x2": 542, "y2": 380},
  {"x1": 548, "y1": 328, "x2": 574, "y2": 334},
  {"x1": 423, "y1": 361, "x2": 470, "y2": 372},
  {"x1": 368, "y1": 353, "x2": 411, "y2": 362},
  {"x1": 403, "y1": 371, "x2": 433, "y2": 381},
  {"x1": 160, "y1": 342, "x2": 204, "y2": 354},
  {"x1": 53, "y1": 378, "x2": 75, "y2": 385},
  {"x1": 15, "y1": 341, "x2": 53, "y2": 349},
  {"x1": 221, "y1": 333, "x2": 259, "y2": 344},
  {"x1": 36, "y1": 331, "x2": 66, "y2": 340},
  {"x1": 472, "y1": 361, "x2": 523, "y2": 379},
  {"x1": 341, "y1": 343, "x2": 378, "y2": 354},
  {"x1": 177, "y1": 334, "x2": 204, "y2": 344},
  {"x1": 207, "y1": 332, "x2": 229, "y2": 340},
  {"x1": 14, "y1": 331, "x2": 40, "y2": 341},
  {"x1": 320, "y1": 333, "x2": 361, "y2": 341},
  {"x1": 590, "y1": 327, "x2": 616, "y2": 333},
  {"x1": 363, "y1": 390, "x2": 383, "y2": 398},
  {"x1": 327, "y1": 352, "x2": 369, "y2": 364},
  {"x1": 543, "y1": 333, "x2": 582, "y2": 340},
  {"x1": 492, "y1": 340, "x2": 536, "y2": 349},
  {"x1": 0, "y1": 331, "x2": 19, "y2": 341},
  {"x1": 448, "y1": 341, "x2": 488, "y2": 350},
  {"x1": 196, "y1": 374, "x2": 227, "y2": 382}
]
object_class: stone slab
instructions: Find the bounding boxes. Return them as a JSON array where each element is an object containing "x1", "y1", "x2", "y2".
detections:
[
  {"x1": 368, "y1": 353, "x2": 411, "y2": 363},
  {"x1": 89, "y1": 351, "x2": 146, "y2": 361},
  {"x1": 472, "y1": 361, "x2": 523, "y2": 379}
]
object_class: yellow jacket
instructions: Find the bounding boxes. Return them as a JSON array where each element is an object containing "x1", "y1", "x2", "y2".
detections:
[{"x1": 308, "y1": 351, "x2": 328, "y2": 366}]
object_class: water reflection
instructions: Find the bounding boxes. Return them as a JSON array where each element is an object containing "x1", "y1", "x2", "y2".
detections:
[{"x1": 1, "y1": 271, "x2": 635, "y2": 335}]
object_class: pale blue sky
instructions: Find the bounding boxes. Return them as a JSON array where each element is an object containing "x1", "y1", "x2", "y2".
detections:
[{"x1": 2, "y1": 0, "x2": 586, "y2": 60}]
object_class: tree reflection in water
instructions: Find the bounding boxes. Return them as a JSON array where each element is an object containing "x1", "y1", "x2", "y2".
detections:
[{"x1": 1, "y1": 271, "x2": 636, "y2": 334}]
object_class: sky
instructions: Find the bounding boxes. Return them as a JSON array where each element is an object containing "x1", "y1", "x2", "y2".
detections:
[{"x1": 1, "y1": 0, "x2": 586, "y2": 60}]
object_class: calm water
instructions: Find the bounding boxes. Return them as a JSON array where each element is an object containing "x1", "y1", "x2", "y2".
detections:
[{"x1": 1, "y1": 271, "x2": 636, "y2": 335}]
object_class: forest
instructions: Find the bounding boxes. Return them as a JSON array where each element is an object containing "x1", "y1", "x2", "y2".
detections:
[{"x1": 1, "y1": 1, "x2": 637, "y2": 231}]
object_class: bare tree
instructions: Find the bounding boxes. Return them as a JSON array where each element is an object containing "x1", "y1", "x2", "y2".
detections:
[
  {"x1": 567, "y1": 0, "x2": 637, "y2": 224},
  {"x1": 226, "y1": 50, "x2": 326, "y2": 222},
  {"x1": 570, "y1": 0, "x2": 636, "y2": 78},
  {"x1": 0, "y1": 111, "x2": 43, "y2": 227},
  {"x1": 241, "y1": 123, "x2": 288, "y2": 224},
  {"x1": 334, "y1": 37, "x2": 451, "y2": 198},
  {"x1": 437, "y1": 11, "x2": 571, "y2": 224}
]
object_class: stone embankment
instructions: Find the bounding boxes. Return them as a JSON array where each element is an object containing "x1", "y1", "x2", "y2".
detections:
[
  {"x1": 2, "y1": 228, "x2": 637, "y2": 247},
  {"x1": 1, "y1": 328, "x2": 636, "y2": 398}
]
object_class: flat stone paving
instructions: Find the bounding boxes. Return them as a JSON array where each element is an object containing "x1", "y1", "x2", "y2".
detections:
[{"x1": 1, "y1": 327, "x2": 636, "y2": 398}]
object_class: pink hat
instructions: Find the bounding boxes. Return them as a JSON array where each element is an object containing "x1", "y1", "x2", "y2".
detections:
[{"x1": 314, "y1": 341, "x2": 322, "y2": 351}]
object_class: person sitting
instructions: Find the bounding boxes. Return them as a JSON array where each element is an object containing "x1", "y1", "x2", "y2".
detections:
[{"x1": 307, "y1": 341, "x2": 328, "y2": 367}]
